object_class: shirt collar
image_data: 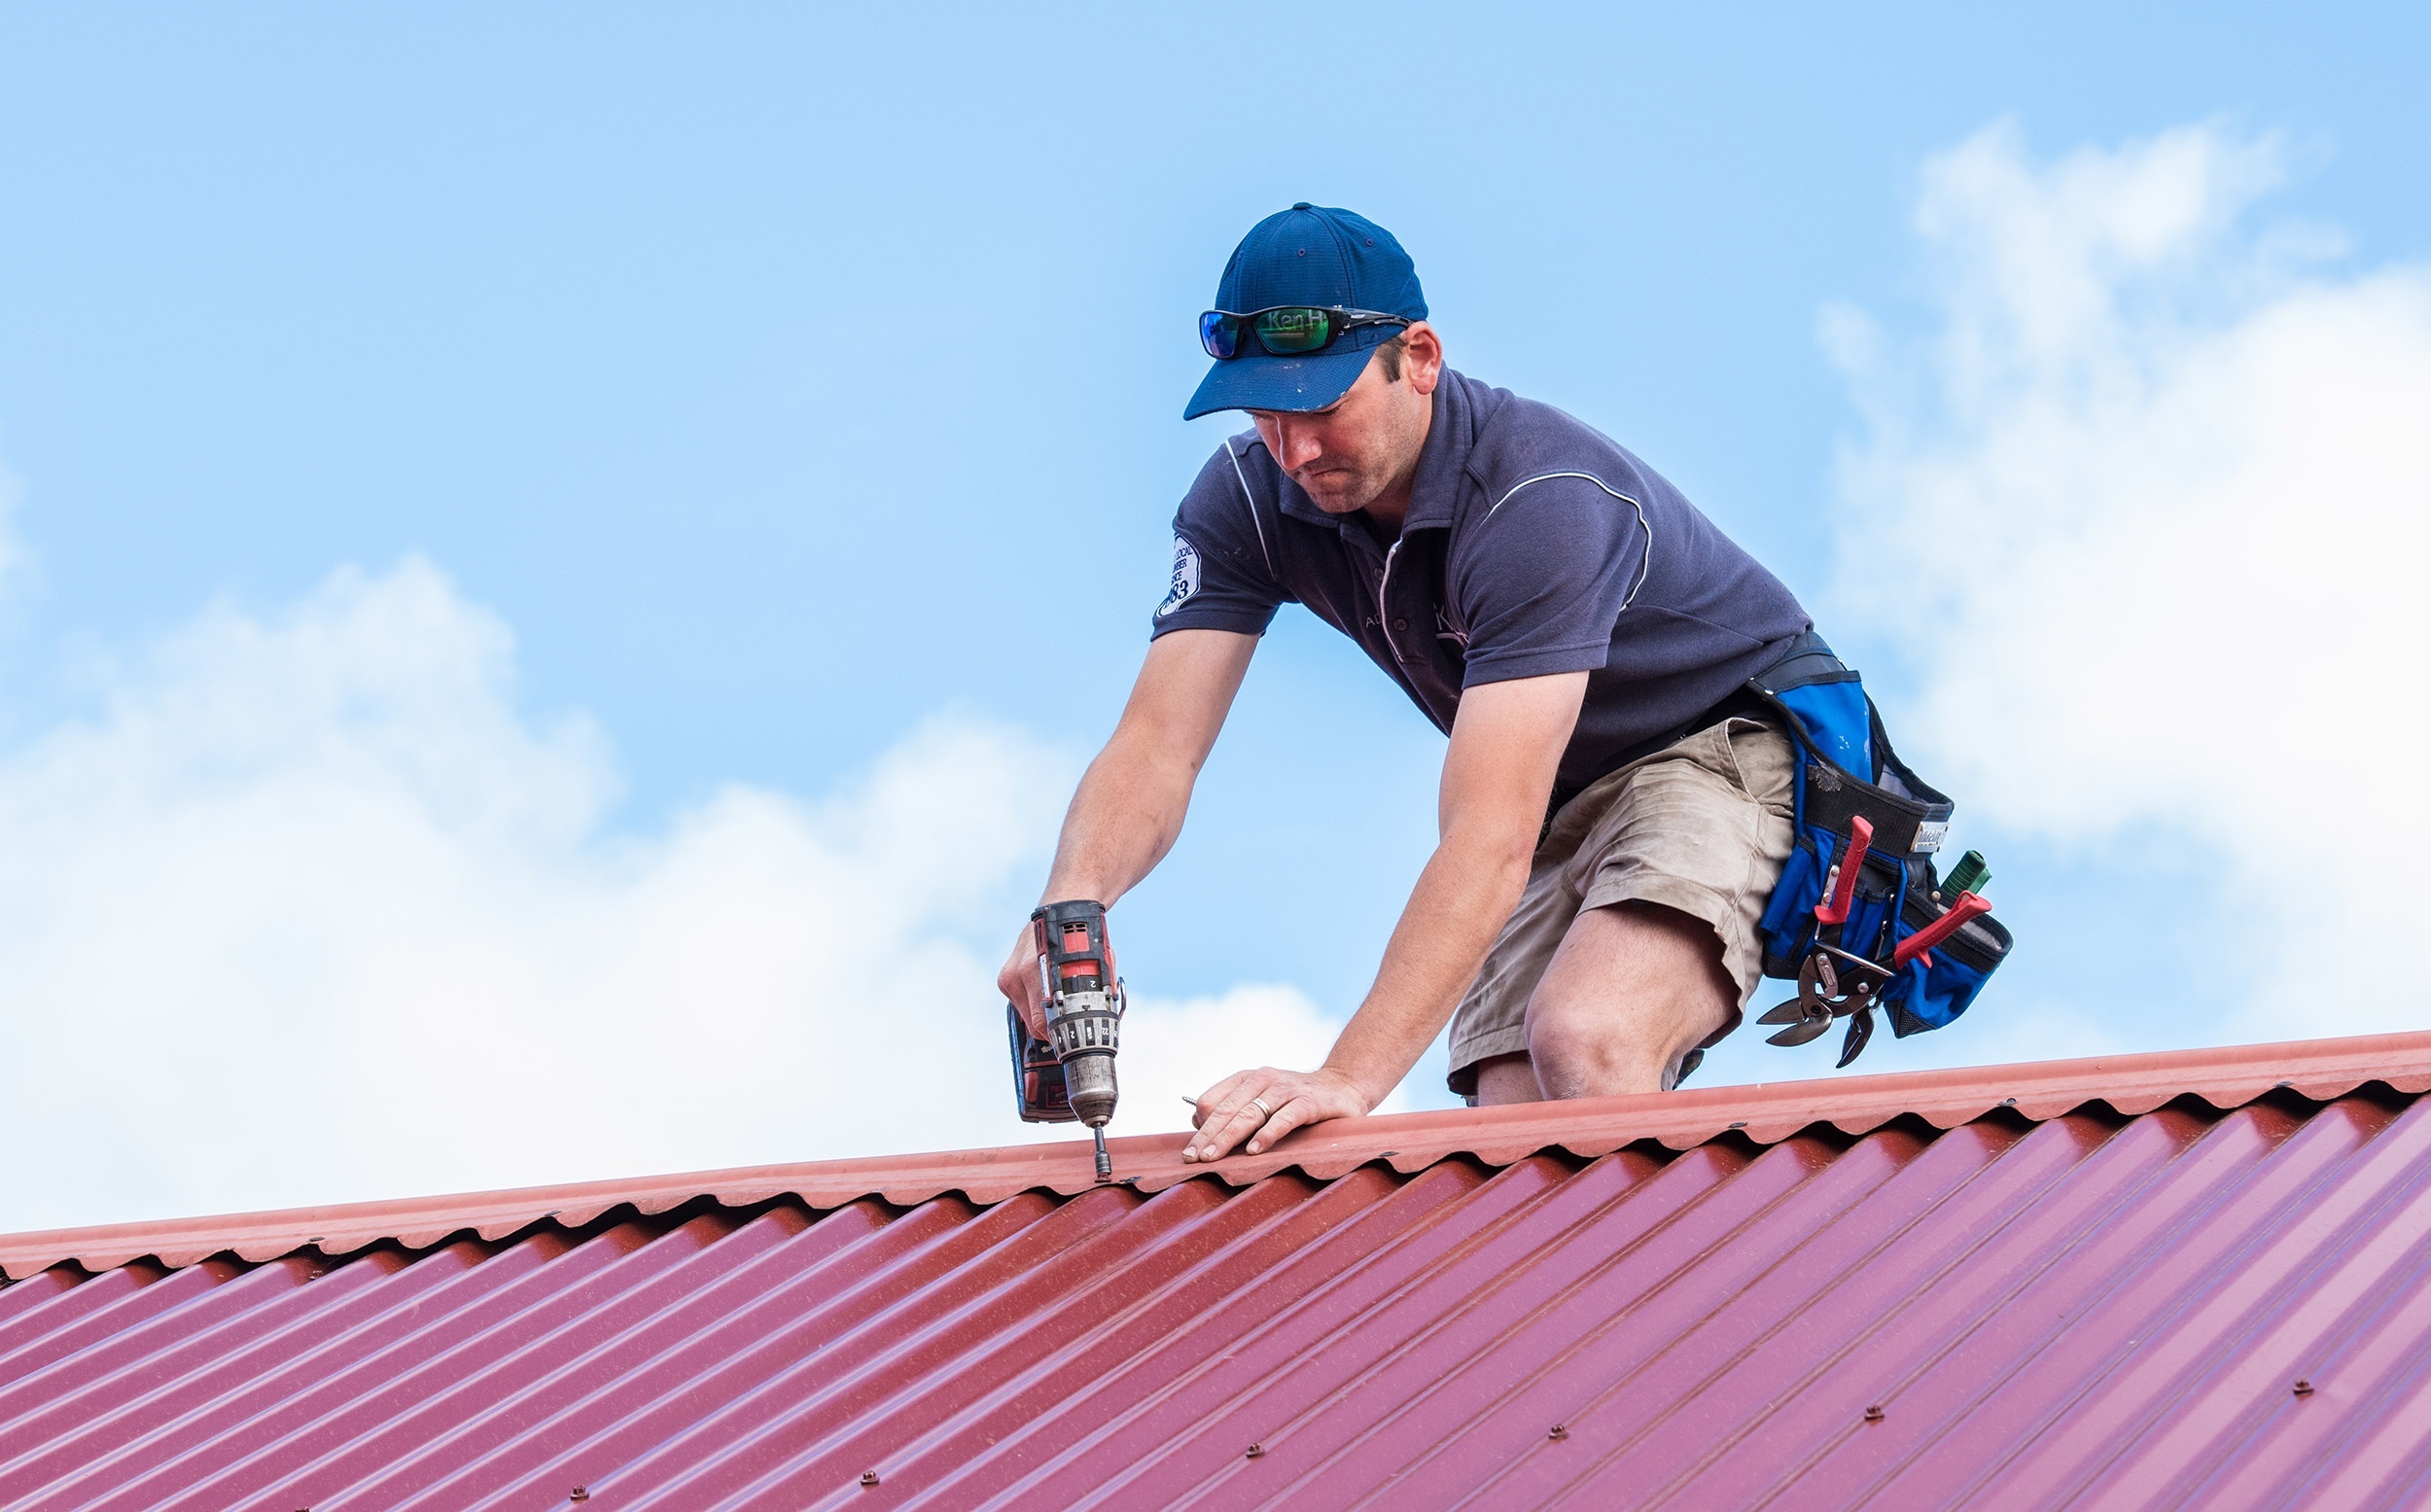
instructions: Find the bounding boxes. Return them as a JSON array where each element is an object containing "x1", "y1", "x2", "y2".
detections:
[{"x1": 1400, "y1": 369, "x2": 1473, "y2": 533}]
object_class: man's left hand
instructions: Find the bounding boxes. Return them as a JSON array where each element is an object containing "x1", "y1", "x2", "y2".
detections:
[{"x1": 1182, "y1": 1066, "x2": 1370, "y2": 1163}]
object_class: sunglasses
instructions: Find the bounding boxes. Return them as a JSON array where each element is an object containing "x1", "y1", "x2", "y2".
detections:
[{"x1": 1199, "y1": 305, "x2": 1411, "y2": 361}]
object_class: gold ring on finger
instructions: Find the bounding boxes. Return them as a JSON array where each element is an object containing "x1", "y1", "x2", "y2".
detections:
[{"x1": 1250, "y1": 1096, "x2": 1272, "y2": 1119}]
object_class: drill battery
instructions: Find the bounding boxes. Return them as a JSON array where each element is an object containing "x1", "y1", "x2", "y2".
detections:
[{"x1": 1006, "y1": 1006, "x2": 1077, "y2": 1123}]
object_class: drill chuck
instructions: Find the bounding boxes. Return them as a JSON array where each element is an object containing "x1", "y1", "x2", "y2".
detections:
[{"x1": 1058, "y1": 1043, "x2": 1119, "y2": 1128}]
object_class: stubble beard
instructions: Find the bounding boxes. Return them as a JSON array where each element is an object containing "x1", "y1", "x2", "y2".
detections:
[{"x1": 1292, "y1": 456, "x2": 1390, "y2": 514}]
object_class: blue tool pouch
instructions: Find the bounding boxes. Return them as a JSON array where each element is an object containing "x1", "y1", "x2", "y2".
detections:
[{"x1": 1747, "y1": 633, "x2": 2013, "y2": 1067}]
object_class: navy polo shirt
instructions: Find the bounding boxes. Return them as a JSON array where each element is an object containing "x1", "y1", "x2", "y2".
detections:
[{"x1": 1151, "y1": 369, "x2": 1814, "y2": 798}]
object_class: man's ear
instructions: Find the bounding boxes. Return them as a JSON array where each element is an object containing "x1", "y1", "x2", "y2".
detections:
[{"x1": 1401, "y1": 321, "x2": 1445, "y2": 396}]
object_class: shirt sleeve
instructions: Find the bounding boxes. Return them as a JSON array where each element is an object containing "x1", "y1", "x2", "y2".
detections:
[
  {"x1": 1453, "y1": 473, "x2": 1649, "y2": 686},
  {"x1": 1149, "y1": 439, "x2": 1290, "y2": 639}
]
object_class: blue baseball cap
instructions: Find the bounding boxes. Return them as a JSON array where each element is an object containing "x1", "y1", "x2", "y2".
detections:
[{"x1": 1183, "y1": 203, "x2": 1427, "y2": 420}]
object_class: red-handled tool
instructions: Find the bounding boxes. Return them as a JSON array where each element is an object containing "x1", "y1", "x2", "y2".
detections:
[
  {"x1": 1814, "y1": 816, "x2": 1874, "y2": 926},
  {"x1": 1894, "y1": 892, "x2": 1991, "y2": 969}
]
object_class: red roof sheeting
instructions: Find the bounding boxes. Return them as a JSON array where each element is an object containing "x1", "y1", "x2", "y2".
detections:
[{"x1": 5, "y1": 1031, "x2": 2431, "y2": 1509}]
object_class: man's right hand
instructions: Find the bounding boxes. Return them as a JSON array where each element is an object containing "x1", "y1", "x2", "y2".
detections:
[
  {"x1": 1000, "y1": 913, "x2": 1122, "y2": 1039},
  {"x1": 999, "y1": 918, "x2": 1048, "y2": 1038}
]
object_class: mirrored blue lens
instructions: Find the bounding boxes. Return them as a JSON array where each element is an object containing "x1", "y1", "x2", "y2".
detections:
[{"x1": 1199, "y1": 312, "x2": 1240, "y2": 360}]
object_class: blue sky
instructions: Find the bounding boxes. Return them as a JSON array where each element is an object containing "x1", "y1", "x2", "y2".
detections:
[{"x1": 1, "y1": 5, "x2": 2426, "y2": 1226}]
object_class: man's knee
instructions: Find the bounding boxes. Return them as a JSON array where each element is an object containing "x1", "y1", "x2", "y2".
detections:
[
  {"x1": 1523, "y1": 900, "x2": 1739, "y2": 1099},
  {"x1": 1527, "y1": 994, "x2": 1665, "y2": 1098}
]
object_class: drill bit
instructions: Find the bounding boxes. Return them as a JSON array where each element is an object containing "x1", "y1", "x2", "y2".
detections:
[{"x1": 1092, "y1": 1127, "x2": 1111, "y2": 1182}]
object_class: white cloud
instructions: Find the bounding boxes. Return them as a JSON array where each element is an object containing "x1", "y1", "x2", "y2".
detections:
[
  {"x1": 0, "y1": 559, "x2": 1360, "y2": 1231},
  {"x1": 1829, "y1": 121, "x2": 2431, "y2": 1041}
]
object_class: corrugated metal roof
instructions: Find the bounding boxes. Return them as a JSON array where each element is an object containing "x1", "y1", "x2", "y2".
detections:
[{"x1": 5, "y1": 1030, "x2": 2431, "y2": 1509}]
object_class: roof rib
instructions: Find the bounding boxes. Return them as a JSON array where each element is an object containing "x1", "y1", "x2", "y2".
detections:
[{"x1": 5, "y1": 1030, "x2": 2428, "y2": 1282}]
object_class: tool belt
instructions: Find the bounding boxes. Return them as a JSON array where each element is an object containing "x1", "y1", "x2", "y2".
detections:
[{"x1": 1744, "y1": 631, "x2": 2013, "y2": 1068}]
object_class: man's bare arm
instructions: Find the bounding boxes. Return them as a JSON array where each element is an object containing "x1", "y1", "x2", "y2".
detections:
[
  {"x1": 999, "y1": 628, "x2": 1258, "y2": 1033},
  {"x1": 1183, "y1": 670, "x2": 1588, "y2": 1161}
]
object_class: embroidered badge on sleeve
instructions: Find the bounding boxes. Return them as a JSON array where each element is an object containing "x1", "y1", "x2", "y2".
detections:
[{"x1": 1156, "y1": 535, "x2": 1202, "y2": 618}]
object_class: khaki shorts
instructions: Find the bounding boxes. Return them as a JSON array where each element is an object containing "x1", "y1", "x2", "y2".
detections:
[{"x1": 1446, "y1": 717, "x2": 1797, "y2": 1096}]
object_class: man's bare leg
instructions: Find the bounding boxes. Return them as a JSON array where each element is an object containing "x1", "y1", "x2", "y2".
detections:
[
  {"x1": 1472, "y1": 1052, "x2": 1542, "y2": 1106},
  {"x1": 1523, "y1": 900, "x2": 1738, "y2": 1098}
]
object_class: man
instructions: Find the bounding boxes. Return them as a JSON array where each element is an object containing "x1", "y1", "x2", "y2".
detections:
[{"x1": 999, "y1": 204, "x2": 1814, "y2": 1165}]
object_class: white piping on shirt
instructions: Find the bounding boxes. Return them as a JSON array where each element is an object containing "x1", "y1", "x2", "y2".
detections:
[
  {"x1": 1379, "y1": 536, "x2": 1405, "y2": 664},
  {"x1": 1484, "y1": 471, "x2": 1655, "y2": 611},
  {"x1": 1222, "y1": 438, "x2": 1278, "y2": 580}
]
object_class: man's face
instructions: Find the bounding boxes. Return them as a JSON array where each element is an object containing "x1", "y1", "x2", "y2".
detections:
[{"x1": 1249, "y1": 325, "x2": 1439, "y2": 515}]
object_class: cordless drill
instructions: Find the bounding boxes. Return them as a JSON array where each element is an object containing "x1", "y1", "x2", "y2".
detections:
[{"x1": 1006, "y1": 899, "x2": 1125, "y2": 1181}]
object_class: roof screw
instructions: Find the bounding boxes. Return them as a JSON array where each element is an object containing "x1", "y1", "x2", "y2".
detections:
[
  {"x1": 1864, "y1": 1405, "x2": 1885, "y2": 1423},
  {"x1": 861, "y1": 1470, "x2": 881, "y2": 1486},
  {"x1": 1548, "y1": 1424, "x2": 1568, "y2": 1440},
  {"x1": 2293, "y1": 1379, "x2": 2315, "y2": 1396},
  {"x1": 569, "y1": 1490, "x2": 589, "y2": 1503},
  {"x1": 1246, "y1": 1443, "x2": 1265, "y2": 1459}
]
